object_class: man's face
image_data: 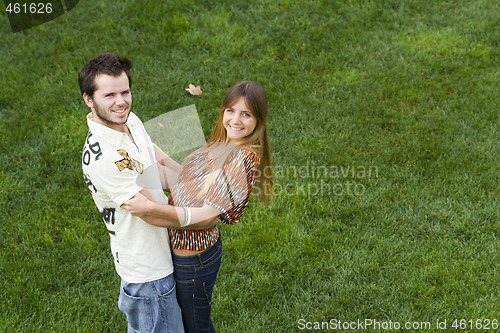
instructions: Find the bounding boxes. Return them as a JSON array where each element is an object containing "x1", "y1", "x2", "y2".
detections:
[{"x1": 84, "y1": 72, "x2": 132, "y2": 132}]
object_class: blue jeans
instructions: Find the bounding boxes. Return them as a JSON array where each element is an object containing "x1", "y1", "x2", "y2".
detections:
[
  {"x1": 118, "y1": 273, "x2": 185, "y2": 333},
  {"x1": 173, "y1": 237, "x2": 222, "y2": 333}
]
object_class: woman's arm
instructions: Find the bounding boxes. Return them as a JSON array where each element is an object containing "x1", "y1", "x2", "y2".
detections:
[
  {"x1": 121, "y1": 190, "x2": 220, "y2": 229},
  {"x1": 153, "y1": 143, "x2": 182, "y2": 172},
  {"x1": 140, "y1": 211, "x2": 219, "y2": 230},
  {"x1": 157, "y1": 163, "x2": 180, "y2": 192},
  {"x1": 153, "y1": 144, "x2": 182, "y2": 192}
]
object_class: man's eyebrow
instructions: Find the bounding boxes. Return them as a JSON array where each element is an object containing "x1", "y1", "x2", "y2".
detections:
[{"x1": 102, "y1": 89, "x2": 129, "y2": 96}]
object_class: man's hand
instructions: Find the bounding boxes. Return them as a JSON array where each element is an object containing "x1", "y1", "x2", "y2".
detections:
[{"x1": 122, "y1": 192, "x2": 153, "y2": 217}]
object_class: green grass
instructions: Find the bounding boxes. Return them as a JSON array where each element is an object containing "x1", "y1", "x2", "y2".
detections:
[{"x1": 1, "y1": 0, "x2": 498, "y2": 332}]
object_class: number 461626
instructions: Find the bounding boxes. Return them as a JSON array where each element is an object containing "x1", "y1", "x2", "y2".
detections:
[{"x1": 5, "y1": 2, "x2": 53, "y2": 14}]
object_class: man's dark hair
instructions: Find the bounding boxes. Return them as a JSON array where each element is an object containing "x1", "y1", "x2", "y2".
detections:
[{"x1": 78, "y1": 53, "x2": 132, "y2": 97}]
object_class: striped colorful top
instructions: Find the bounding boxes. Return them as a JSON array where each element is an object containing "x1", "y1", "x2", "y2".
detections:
[{"x1": 168, "y1": 143, "x2": 260, "y2": 251}]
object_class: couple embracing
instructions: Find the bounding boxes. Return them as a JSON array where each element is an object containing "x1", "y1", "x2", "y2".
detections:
[{"x1": 79, "y1": 53, "x2": 273, "y2": 332}]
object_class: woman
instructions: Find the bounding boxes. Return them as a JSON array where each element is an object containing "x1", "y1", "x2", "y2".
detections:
[{"x1": 123, "y1": 80, "x2": 273, "y2": 332}]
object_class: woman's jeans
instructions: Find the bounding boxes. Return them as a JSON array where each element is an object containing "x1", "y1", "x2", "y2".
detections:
[
  {"x1": 118, "y1": 273, "x2": 185, "y2": 333},
  {"x1": 173, "y1": 237, "x2": 223, "y2": 333}
]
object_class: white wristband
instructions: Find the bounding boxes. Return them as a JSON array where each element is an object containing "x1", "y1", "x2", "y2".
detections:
[{"x1": 181, "y1": 207, "x2": 192, "y2": 226}]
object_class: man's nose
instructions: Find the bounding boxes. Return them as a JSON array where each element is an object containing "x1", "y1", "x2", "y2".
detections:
[{"x1": 115, "y1": 95, "x2": 127, "y2": 105}]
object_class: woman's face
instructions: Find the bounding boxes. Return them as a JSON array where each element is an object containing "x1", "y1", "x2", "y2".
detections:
[{"x1": 223, "y1": 97, "x2": 257, "y2": 143}]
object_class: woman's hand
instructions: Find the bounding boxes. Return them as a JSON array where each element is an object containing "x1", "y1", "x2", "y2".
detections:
[{"x1": 122, "y1": 192, "x2": 154, "y2": 217}]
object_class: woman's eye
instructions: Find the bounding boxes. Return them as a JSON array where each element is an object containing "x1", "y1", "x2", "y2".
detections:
[{"x1": 225, "y1": 109, "x2": 234, "y2": 113}]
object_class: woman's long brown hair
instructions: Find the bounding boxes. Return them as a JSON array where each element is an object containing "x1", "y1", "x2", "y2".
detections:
[{"x1": 208, "y1": 81, "x2": 273, "y2": 203}]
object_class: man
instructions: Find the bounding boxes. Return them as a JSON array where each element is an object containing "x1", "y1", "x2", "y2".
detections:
[{"x1": 79, "y1": 53, "x2": 215, "y2": 332}]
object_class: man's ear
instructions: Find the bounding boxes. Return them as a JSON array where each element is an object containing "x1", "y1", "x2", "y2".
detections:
[{"x1": 83, "y1": 93, "x2": 94, "y2": 109}]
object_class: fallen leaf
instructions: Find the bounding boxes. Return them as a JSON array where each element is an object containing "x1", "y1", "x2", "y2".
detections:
[{"x1": 186, "y1": 84, "x2": 203, "y2": 95}]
